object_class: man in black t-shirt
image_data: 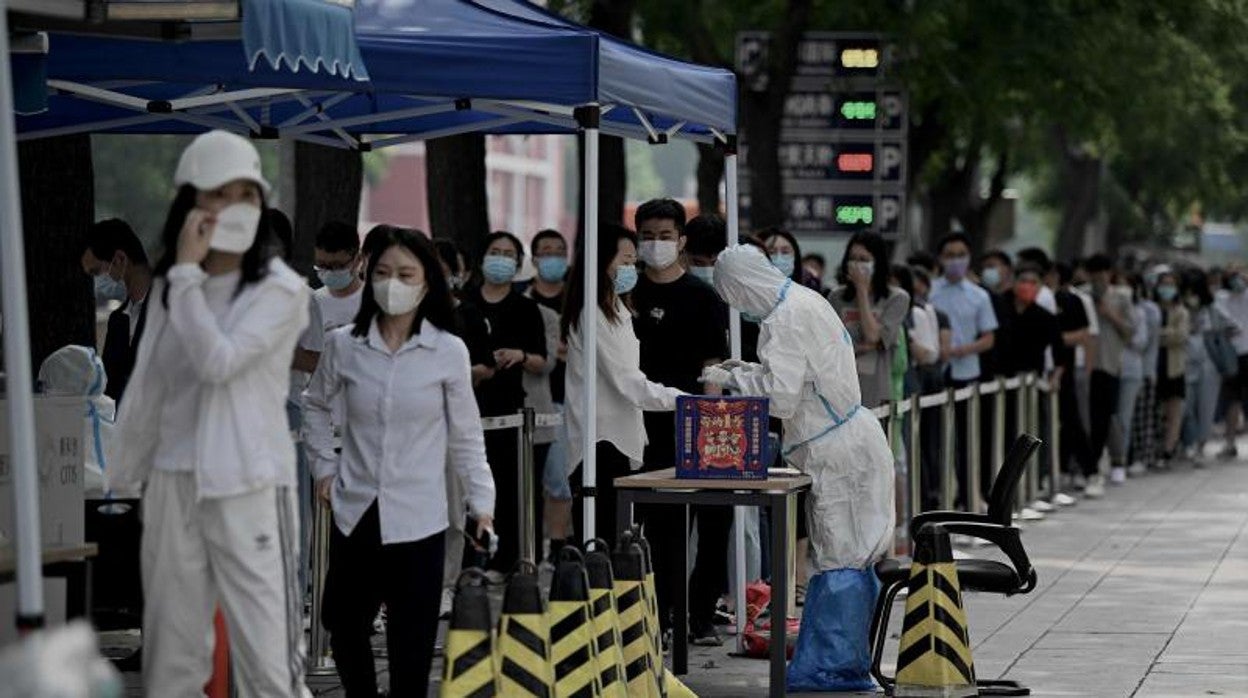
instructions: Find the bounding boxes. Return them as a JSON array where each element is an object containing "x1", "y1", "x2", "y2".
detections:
[
  {"x1": 1048, "y1": 261, "x2": 1096, "y2": 484},
  {"x1": 999, "y1": 266, "x2": 1063, "y2": 378},
  {"x1": 632, "y1": 198, "x2": 730, "y2": 645}
]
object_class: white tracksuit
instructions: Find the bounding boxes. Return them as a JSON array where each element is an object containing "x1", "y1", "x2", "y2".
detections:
[{"x1": 112, "y1": 260, "x2": 311, "y2": 697}]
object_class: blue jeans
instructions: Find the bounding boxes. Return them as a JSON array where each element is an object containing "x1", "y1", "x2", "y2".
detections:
[
  {"x1": 1182, "y1": 360, "x2": 1221, "y2": 450},
  {"x1": 542, "y1": 404, "x2": 572, "y2": 500},
  {"x1": 286, "y1": 400, "x2": 311, "y2": 595}
]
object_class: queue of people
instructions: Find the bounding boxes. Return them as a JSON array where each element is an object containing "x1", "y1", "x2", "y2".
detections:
[{"x1": 73, "y1": 131, "x2": 1245, "y2": 696}]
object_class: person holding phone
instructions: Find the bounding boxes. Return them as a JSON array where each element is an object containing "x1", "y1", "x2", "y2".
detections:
[
  {"x1": 109, "y1": 130, "x2": 312, "y2": 696},
  {"x1": 304, "y1": 226, "x2": 496, "y2": 697}
]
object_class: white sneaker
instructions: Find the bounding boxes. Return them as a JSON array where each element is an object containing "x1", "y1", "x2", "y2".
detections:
[
  {"x1": 439, "y1": 588, "x2": 454, "y2": 620},
  {"x1": 1110, "y1": 466, "x2": 1127, "y2": 484},
  {"x1": 1127, "y1": 463, "x2": 1147, "y2": 477},
  {"x1": 1031, "y1": 499, "x2": 1055, "y2": 513},
  {"x1": 1017, "y1": 507, "x2": 1046, "y2": 522},
  {"x1": 1054, "y1": 492, "x2": 1078, "y2": 506},
  {"x1": 1084, "y1": 476, "x2": 1106, "y2": 498}
]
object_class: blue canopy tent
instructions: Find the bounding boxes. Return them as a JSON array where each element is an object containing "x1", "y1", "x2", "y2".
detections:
[
  {"x1": 0, "y1": 0, "x2": 369, "y2": 633},
  {"x1": 9, "y1": 0, "x2": 742, "y2": 631}
]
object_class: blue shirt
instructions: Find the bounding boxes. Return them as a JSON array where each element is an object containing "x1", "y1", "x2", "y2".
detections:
[{"x1": 930, "y1": 278, "x2": 999, "y2": 381}]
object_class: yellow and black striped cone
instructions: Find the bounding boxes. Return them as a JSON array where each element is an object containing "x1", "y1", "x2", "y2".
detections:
[
  {"x1": 629, "y1": 526, "x2": 667, "y2": 695},
  {"x1": 611, "y1": 538, "x2": 662, "y2": 698},
  {"x1": 894, "y1": 523, "x2": 977, "y2": 698},
  {"x1": 441, "y1": 568, "x2": 498, "y2": 698},
  {"x1": 496, "y1": 562, "x2": 555, "y2": 697},
  {"x1": 548, "y1": 547, "x2": 602, "y2": 698},
  {"x1": 584, "y1": 539, "x2": 628, "y2": 698}
]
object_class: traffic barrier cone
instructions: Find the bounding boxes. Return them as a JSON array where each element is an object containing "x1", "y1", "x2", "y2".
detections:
[
  {"x1": 893, "y1": 523, "x2": 977, "y2": 698},
  {"x1": 664, "y1": 673, "x2": 699, "y2": 698},
  {"x1": 630, "y1": 526, "x2": 667, "y2": 695},
  {"x1": 612, "y1": 538, "x2": 661, "y2": 698},
  {"x1": 584, "y1": 539, "x2": 628, "y2": 698},
  {"x1": 205, "y1": 607, "x2": 229, "y2": 698},
  {"x1": 548, "y1": 547, "x2": 602, "y2": 698},
  {"x1": 496, "y1": 562, "x2": 555, "y2": 697},
  {"x1": 441, "y1": 569, "x2": 498, "y2": 698}
]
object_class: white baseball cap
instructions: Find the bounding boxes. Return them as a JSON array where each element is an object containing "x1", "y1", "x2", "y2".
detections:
[{"x1": 173, "y1": 130, "x2": 271, "y2": 194}]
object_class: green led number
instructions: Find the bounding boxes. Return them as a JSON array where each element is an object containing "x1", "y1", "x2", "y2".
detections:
[
  {"x1": 840, "y1": 101, "x2": 876, "y2": 120},
  {"x1": 836, "y1": 206, "x2": 874, "y2": 225}
]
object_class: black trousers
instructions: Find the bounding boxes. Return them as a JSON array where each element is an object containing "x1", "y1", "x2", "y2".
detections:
[
  {"x1": 484, "y1": 429, "x2": 520, "y2": 571},
  {"x1": 949, "y1": 378, "x2": 974, "y2": 508},
  {"x1": 1089, "y1": 370, "x2": 1120, "y2": 471},
  {"x1": 570, "y1": 442, "x2": 634, "y2": 551},
  {"x1": 322, "y1": 503, "x2": 445, "y2": 698},
  {"x1": 1061, "y1": 370, "x2": 1097, "y2": 477}
]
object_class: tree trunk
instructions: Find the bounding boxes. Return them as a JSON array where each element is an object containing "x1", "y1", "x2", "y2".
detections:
[
  {"x1": 695, "y1": 143, "x2": 725, "y2": 217},
  {"x1": 18, "y1": 135, "x2": 96, "y2": 369},
  {"x1": 585, "y1": 0, "x2": 633, "y2": 226},
  {"x1": 427, "y1": 133, "x2": 490, "y2": 262},
  {"x1": 1054, "y1": 150, "x2": 1103, "y2": 262},
  {"x1": 293, "y1": 141, "x2": 362, "y2": 276},
  {"x1": 742, "y1": 0, "x2": 813, "y2": 231}
]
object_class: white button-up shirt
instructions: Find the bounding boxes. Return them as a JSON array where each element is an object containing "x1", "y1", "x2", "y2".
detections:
[
  {"x1": 304, "y1": 320, "x2": 495, "y2": 544},
  {"x1": 565, "y1": 300, "x2": 683, "y2": 471}
]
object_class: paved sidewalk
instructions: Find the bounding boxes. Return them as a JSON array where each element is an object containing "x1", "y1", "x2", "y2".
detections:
[{"x1": 120, "y1": 458, "x2": 1248, "y2": 696}]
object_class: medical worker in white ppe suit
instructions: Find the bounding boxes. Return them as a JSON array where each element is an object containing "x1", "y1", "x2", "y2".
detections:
[
  {"x1": 703, "y1": 244, "x2": 894, "y2": 691},
  {"x1": 111, "y1": 130, "x2": 311, "y2": 697}
]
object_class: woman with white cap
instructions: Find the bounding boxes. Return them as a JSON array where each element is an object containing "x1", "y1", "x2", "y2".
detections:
[
  {"x1": 110, "y1": 130, "x2": 312, "y2": 697},
  {"x1": 702, "y1": 244, "x2": 893, "y2": 692}
]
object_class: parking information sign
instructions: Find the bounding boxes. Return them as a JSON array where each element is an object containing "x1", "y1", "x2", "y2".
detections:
[{"x1": 736, "y1": 32, "x2": 908, "y2": 238}]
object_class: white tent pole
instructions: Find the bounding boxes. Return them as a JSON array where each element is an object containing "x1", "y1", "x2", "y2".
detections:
[
  {"x1": 725, "y1": 143, "x2": 749, "y2": 650},
  {"x1": 580, "y1": 105, "x2": 600, "y2": 540},
  {"x1": 0, "y1": 8, "x2": 47, "y2": 630}
]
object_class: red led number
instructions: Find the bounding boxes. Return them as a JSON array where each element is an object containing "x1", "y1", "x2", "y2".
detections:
[{"x1": 837, "y1": 153, "x2": 873, "y2": 173}]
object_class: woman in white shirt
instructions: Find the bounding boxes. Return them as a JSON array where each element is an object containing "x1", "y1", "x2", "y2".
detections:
[
  {"x1": 563, "y1": 222, "x2": 683, "y2": 545},
  {"x1": 304, "y1": 226, "x2": 495, "y2": 697},
  {"x1": 111, "y1": 130, "x2": 312, "y2": 697}
]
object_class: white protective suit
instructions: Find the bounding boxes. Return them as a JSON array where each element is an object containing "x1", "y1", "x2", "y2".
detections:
[
  {"x1": 38, "y1": 345, "x2": 112, "y2": 498},
  {"x1": 710, "y1": 245, "x2": 894, "y2": 571}
]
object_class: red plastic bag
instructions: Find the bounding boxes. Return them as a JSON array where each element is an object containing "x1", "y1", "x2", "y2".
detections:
[{"x1": 740, "y1": 580, "x2": 800, "y2": 659}]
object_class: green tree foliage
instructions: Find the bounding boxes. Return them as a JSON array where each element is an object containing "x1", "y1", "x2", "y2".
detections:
[{"x1": 629, "y1": 0, "x2": 1248, "y2": 255}]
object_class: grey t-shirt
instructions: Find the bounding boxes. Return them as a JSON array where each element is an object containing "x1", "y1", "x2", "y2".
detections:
[{"x1": 828, "y1": 285, "x2": 911, "y2": 408}]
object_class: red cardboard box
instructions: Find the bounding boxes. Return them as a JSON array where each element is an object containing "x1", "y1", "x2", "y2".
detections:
[{"x1": 675, "y1": 396, "x2": 771, "y2": 479}]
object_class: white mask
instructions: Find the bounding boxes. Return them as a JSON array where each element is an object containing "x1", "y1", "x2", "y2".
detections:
[
  {"x1": 209, "y1": 203, "x2": 262, "y2": 254},
  {"x1": 639, "y1": 240, "x2": 679, "y2": 270},
  {"x1": 373, "y1": 278, "x2": 425, "y2": 316}
]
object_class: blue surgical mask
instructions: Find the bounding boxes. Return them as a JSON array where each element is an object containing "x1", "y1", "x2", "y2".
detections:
[
  {"x1": 93, "y1": 271, "x2": 126, "y2": 303},
  {"x1": 536, "y1": 256, "x2": 568, "y2": 283},
  {"x1": 1157, "y1": 285, "x2": 1178, "y2": 302},
  {"x1": 482, "y1": 255, "x2": 518, "y2": 284},
  {"x1": 317, "y1": 268, "x2": 356, "y2": 291},
  {"x1": 689, "y1": 265, "x2": 715, "y2": 285},
  {"x1": 614, "y1": 264, "x2": 639, "y2": 295},
  {"x1": 770, "y1": 253, "x2": 796, "y2": 278},
  {"x1": 981, "y1": 266, "x2": 1001, "y2": 289}
]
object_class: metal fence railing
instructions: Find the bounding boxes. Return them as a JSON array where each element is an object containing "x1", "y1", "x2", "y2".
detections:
[{"x1": 305, "y1": 372, "x2": 1061, "y2": 671}]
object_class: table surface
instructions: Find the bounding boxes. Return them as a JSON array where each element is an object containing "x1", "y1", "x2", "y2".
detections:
[
  {"x1": 614, "y1": 467, "x2": 811, "y2": 492},
  {"x1": 0, "y1": 544, "x2": 98, "y2": 574}
]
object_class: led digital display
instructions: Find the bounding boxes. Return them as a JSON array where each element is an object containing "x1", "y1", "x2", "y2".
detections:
[
  {"x1": 836, "y1": 153, "x2": 874, "y2": 173},
  {"x1": 840, "y1": 48, "x2": 880, "y2": 69},
  {"x1": 836, "y1": 205, "x2": 874, "y2": 225},
  {"x1": 840, "y1": 101, "x2": 876, "y2": 120}
]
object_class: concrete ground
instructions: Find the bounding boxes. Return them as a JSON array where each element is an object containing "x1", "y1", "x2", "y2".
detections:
[{"x1": 116, "y1": 455, "x2": 1248, "y2": 697}]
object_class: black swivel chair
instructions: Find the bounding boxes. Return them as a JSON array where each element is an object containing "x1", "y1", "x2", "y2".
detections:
[{"x1": 869, "y1": 433, "x2": 1042, "y2": 697}]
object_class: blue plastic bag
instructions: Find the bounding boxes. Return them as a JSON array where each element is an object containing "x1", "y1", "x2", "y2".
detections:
[{"x1": 786, "y1": 568, "x2": 879, "y2": 692}]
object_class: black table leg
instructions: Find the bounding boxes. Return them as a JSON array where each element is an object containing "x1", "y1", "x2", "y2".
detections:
[
  {"x1": 769, "y1": 493, "x2": 790, "y2": 698},
  {"x1": 674, "y1": 503, "x2": 689, "y2": 675},
  {"x1": 616, "y1": 490, "x2": 632, "y2": 544}
]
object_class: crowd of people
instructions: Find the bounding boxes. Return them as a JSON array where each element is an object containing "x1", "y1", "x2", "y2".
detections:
[{"x1": 67, "y1": 130, "x2": 1246, "y2": 697}]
